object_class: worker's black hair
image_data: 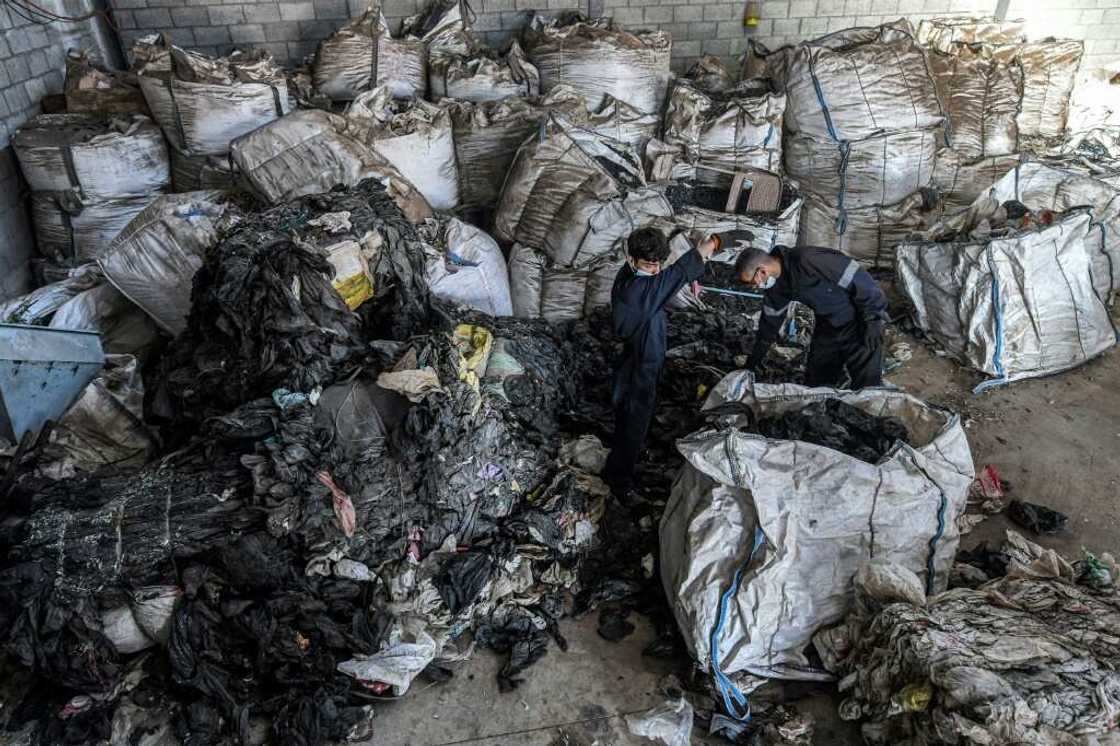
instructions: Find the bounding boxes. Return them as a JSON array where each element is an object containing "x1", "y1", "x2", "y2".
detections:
[
  {"x1": 734, "y1": 247, "x2": 776, "y2": 280},
  {"x1": 627, "y1": 228, "x2": 670, "y2": 263}
]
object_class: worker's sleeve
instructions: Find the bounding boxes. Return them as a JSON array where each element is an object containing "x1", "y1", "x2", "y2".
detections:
[
  {"x1": 748, "y1": 286, "x2": 792, "y2": 368},
  {"x1": 804, "y1": 250, "x2": 889, "y2": 322},
  {"x1": 650, "y1": 247, "x2": 706, "y2": 309}
]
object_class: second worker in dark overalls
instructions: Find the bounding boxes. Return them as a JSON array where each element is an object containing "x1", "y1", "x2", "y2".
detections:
[{"x1": 735, "y1": 245, "x2": 889, "y2": 388}]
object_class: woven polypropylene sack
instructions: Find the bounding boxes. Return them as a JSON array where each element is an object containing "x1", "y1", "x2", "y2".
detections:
[
  {"x1": 661, "y1": 372, "x2": 973, "y2": 679},
  {"x1": 48, "y1": 282, "x2": 161, "y2": 355},
  {"x1": 346, "y1": 89, "x2": 459, "y2": 210},
  {"x1": 993, "y1": 40, "x2": 1083, "y2": 140},
  {"x1": 139, "y1": 75, "x2": 289, "y2": 157},
  {"x1": 424, "y1": 217, "x2": 512, "y2": 316},
  {"x1": 64, "y1": 51, "x2": 149, "y2": 116},
  {"x1": 445, "y1": 98, "x2": 539, "y2": 209},
  {"x1": 584, "y1": 94, "x2": 660, "y2": 157},
  {"x1": 931, "y1": 149, "x2": 1020, "y2": 214},
  {"x1": 494, "y1": 113, "x2": 644, "y2": 253},
  {"x1": 508, "y1": 243, "x2": 622, "y2": 321},
  {"x1": 929, "y1": 45, "x2": 1022, "y2": 159},
  {"x1": 784, "y1": 129, "x2": 938, "y2": 209},
  {"x1": 312, "y1": 10, "x2": 427, "y2": 101},
  {"x1": 542, "y1": 187, "x2": 673, "y2": 268},
  {"x1": 98, "y1": 191, "x2": 227, "y2": 335},
  {"x1": 13, "y1": 114, "x2": 169, "y2": 199},
  {"x1": 766, "y1": 23, "x2": 944, "y2": 142},
  {"x1": 31, "y1": 192, "x2": 159, "y2": 265},
  {"x1": 523, "y1": 15, "x2": 671, "y2": 115},
  {"x1": 663, "y1": 81, "x2": 785, "y2": 176},
  {"x1": 429, "y1": 40, "x2": 539, "y2": 102},
  {"x1": 916, "y1": 16, "x2": 1025, "y2": 54},
  {"x1": 230, "y1": 109, "x2": 432, "y2": 216},
  {"x1": 896, "y1": 208, "x2": 1115, "y2": 384},
  {"x1": 800, "y1": 190, "x2": 941, "y2": 268},
  {"x1": 169, "y1": 147, "x2": 237, "y2": 191},
  {"x1": 955, "y1": 160, "x2": 1120, "y2": 299}
]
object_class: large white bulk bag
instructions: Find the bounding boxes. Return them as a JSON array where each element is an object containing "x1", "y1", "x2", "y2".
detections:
[
  {"x1": 429, "y1": 41, "x2": 539, "y2": 102},
  {"x1": 916, "y1": 16, "x2": 1025, "y2": 54},
  {"x1": 784, "y1": 129, "x2": 938, "y2": 209},
  {"x1": 993, "y1": 39, "x2": 1083, "y2": 140},
  {"x1": 800, "y1": 190, "x2": 941, "y2": 269},
  {"x1": 495, "y1": 113, "x2": 644, "y2": 257},
  {"x1": 31, "y1": 192, "x2": 158, "y2": 265},
  {"x1": 13, "y1": 114, "x2": 169, "y2": 199},
  {"x1": 523, "y1": 14, "x2": 671, "y2": 116},
  {"x1": 943, "y1": 160, "x2": 1120, "y2": 299},
  {"x1": 169, "y1": 147, "x2": 237, "y2": 192},
  {"x1": 896, "y1": 208, "x2": 1115, "y2": 386},
  {"x1": 138, "y1": 46, "x2": 290, "y2": 157},
  {"x1": 931, "y1": 149, "x2": 1020, "y2": 214},
  {"x1": 508, "y1": 243, "x2": 621, "y2": 321},
  {"x1": 229, "y1": 109, "x2": 433, "y2": 221},
  {"x1": 423, "y1": 217, "x2": 512, "y2": 316},
  {"x1": 928, "y1": 44, "x2": 1022, "y2": 159},
  {"x1": 663, "y1": 81, "x2": 785, "y2": 176},
  {"x1": 584, "y1": 94, "x2": 660, "y2": 157},
  {"x1": 98, "y1": 191, "x2": 228, "y2": 335},
  {"x1": 661, "y1": 372, "x2": 972, "y2": 680},
  {"x1": 346, "y1": 88, "x2": 459, "y2": 210},
  {"x1": 543, "y1": 187, "x2": 673, "y2": 268},
  {"x1": 312, "y1": 10, "x2": 427, "y2": 101},
  {"x1": 766, "y1": 23, "x2": 944, "y2": 142}
]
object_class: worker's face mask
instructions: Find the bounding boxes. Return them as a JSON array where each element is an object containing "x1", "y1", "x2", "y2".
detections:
[
  {"x1": 758, "y1": 275, "x2": 776, "y2": 290},
  {"x1": 631, "y1": 259, "x2": 661, "y2": 277}
]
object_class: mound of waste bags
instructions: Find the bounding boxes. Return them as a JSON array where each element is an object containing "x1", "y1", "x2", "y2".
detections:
[{"x1": 817, "y1": 531, "x2": 1120, "y2": 745}]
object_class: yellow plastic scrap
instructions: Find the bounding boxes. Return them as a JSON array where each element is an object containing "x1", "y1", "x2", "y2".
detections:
[
  {"x1": 452, "y1": 324, "x2": 493, "y2": 416},
  {"x1": 897, "y1": 682, "x2": 932, "y2": 712},
  {"x1": 697, "y1": 383, "x2": 709, "y2": 400},
  {"x1": 333, "y1": 273, "x2": 374, "y2": 310}
]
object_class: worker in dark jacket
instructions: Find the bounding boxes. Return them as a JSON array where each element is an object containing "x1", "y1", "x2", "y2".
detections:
[
  {"x1": 603, "y1": 227, "x2": 719, "y2": 495},
  {"x1": 736, "y1": 245, "x2": 888, "y2": 388}
]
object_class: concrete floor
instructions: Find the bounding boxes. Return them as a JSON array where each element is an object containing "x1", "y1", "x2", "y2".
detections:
[{"x1": 364, "y1": 328, "x2": 1120, "y2": 746}]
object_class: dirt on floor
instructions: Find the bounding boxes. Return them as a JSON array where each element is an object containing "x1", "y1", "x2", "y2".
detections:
[{"x1": 363, "y1": 323, "x2": 1120, "y2": 746}]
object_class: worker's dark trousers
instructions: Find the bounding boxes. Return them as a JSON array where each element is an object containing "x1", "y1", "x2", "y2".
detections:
[
  {"x1": 805, "y1": 321, "x2": 882, "y2": 389},
  {"x1": 603, "y1": 357, "x2": 662, "y2": 492}
]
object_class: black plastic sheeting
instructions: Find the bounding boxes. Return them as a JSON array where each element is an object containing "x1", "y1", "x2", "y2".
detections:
[
  {"x1": 755, "y1": 399, "x2": 911, "y2": 463},
  {"x1": 0, "y1": 180, "x2": 817, "y2": 744}
]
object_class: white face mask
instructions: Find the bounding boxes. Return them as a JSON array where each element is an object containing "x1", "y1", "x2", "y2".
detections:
[{"x1": 759, "y1": 275, "x2": 776, "y2": 290}]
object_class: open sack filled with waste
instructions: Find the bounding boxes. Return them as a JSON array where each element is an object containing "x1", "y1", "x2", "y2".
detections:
[
  {"x1": 136, "y1": 40, "x2": 290, "y2": 159},
  {"x1": 63, "y1": 49, "x2": 149, "y2": 115},
  {"x1": 661, "y1": 179, "x2": 802, "y2": 255},
  {"x1": 495, "y1": 113, "x2": 671, "y2": 269},
  {"x1": 522, "y1": 13, "x2": 671, "y2": 117},
  {"x1": 817, "y1": 531, "x2": 1120, "y2": 745},
  {"x1": 662, "y1": 79, "x2": 785, "y2": 179},
  {"x1": 661, "y1": 371, "x2": 973, "y2": 688},
  {"x1": 896, "y1": 203, "x2": 1116, "y2": 388},
  {"x1": 963, "y1": 159, "x2": 1120, "y2": 295},
  {"x1": 312, "y1": 8, "x2": 427, "y2": 101},
  {"x1": 346, "y1": 87, "x2": 459, "y2": 210}
]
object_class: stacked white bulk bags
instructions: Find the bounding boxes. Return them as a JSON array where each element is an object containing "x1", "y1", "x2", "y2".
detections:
[
  {"x1": 523, "y1": 14, "x2": 671, "y2": 118},
  {"x1": 12, "y1": 114, "x2": 170, "y2": 270},
  {"x1": 765, "y1": 22, "x2": 946, "y2": 267},
  {"x1": 345, "y1": 87, "x2": 459, "y2": 210},
  {"x1": 498, "y1": 114, "x2": 672, "y2": 321},
  {"x1": 135, "y1": 40, "x2": 290, "y2": 192},
  {"x1": 896, "y1": 207, "x2": 1115, "y2": 388},
  {"x1": 312, "y1": 9, "x2": 428, "y2": 101},
  {"x1": 662, "y1": 79, "x2": 785, "y2": 181},
  {"x1": 994, "y1": 39, "x2": 1084, "y2": 141}
]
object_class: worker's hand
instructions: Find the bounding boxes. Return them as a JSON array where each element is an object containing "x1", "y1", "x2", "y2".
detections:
[
  {"x1": 863, "y1": 318, "x2": 884, "y2": 352},
  {"x1": 691, "y1": 231, "x2": 720, "y2": 260}
]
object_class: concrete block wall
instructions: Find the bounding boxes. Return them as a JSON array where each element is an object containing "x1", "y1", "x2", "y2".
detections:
[{"x1": 1007, "y1": 0, "x2": 1120, "y2": 67}]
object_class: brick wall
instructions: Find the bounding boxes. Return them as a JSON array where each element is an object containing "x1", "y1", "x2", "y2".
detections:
[
  {"x1": 0, "y1": 1, "x2": 114, "y2": 301},
  {"x1": 108, "y1": 0, "x2": 1120, "y2": 75}
]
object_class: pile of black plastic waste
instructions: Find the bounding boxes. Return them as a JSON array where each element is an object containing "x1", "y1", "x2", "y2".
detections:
[
  {"x1": 756, "y1": 399, "x2": 911, "y2": 463},
  {"x1": 0, "y1": 177, "x2": 814, "y2": 744}
]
